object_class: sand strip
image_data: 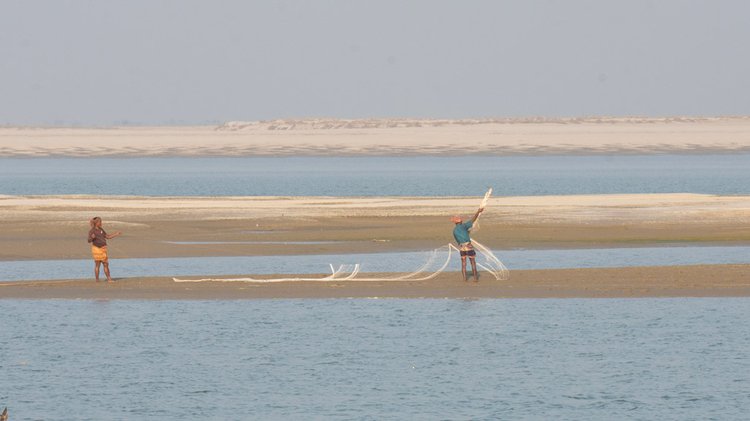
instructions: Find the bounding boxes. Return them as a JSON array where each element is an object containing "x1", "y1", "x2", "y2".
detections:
[
  {"x1": 2, "y1": 194, "x2": 750, "y2": 261},
  {"x1": 2, "y1": 265, "x2": 750, "y2": 299}
]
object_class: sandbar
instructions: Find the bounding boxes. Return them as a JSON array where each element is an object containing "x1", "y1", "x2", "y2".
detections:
[
  {"x1": 2, "y1": 265, "x2": 750, "y2": 299},
  {"x1": 1, "y1": 193, "x2": 750, "y2": 261},
  {"x1": 2, "y1": 194, "x2": 750, "y2": 298}
]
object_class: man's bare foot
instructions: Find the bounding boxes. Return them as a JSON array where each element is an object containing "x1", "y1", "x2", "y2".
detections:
[{"x1": 106, "y1": 279, "x2": 114, "y2": 283}]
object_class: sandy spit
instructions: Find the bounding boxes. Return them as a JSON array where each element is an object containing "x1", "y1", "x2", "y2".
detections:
[
  {"x1": 2, "y1": 194, "x2": 750, "y2": 261},
  {"x1": 2, "y1": 265, "x2": 750, "y2": 299}
]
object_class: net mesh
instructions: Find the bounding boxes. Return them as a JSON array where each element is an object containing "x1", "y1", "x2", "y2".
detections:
[{"x1": 173, "y1": 240, "x2": 509, "y2": 283}]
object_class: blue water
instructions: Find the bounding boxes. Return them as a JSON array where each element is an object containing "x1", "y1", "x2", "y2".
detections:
[
  {"x1": 2, "y1": 154, "x2": 750, "y2": 196},
  {"x1": 1, "y1": 298, "x2": 749, "y2": 420},
  {"x1": 3, "y1": 245, "x2": 750, "y2": 282}
]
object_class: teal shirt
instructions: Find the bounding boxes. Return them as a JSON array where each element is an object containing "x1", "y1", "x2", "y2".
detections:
[{"x1": 453, "y1": 220, "x2": 473, "y2": 244}]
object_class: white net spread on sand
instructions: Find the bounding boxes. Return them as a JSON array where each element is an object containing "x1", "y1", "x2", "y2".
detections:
[{"x1": 173, "y1": 240, "x2": 509, "y2": 283}]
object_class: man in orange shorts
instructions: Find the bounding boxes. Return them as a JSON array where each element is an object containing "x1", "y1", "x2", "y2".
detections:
[
  {"x1": 451, "y1": 207, "x2": 484, "y2": 282},
  {"x1": 88, "y1": 217, "x2": 122, "y2": 282}
]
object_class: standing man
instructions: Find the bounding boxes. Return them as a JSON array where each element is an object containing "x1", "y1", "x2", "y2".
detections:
[
  {"x1": 451, "y1": 207, "x2": 484, "y2": 282},
  {"x1": 88, "y1": 217, "x2": 122, "y2": 282}
]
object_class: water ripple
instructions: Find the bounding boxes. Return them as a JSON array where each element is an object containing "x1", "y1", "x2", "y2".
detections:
[{"x1": 1, "y1": 298, "x2": 750, "y2": 419}]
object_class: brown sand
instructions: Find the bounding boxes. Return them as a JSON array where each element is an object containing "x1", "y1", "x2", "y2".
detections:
[
  {"x1": 2, "y1": 265, "x2": 750, "y2": 299},
  {"x1": 2, "y1": 194, "x2": 750, "y2": 298},
  {"x1": 2, "y1": 194, "x2": 750, "y2": 261}
]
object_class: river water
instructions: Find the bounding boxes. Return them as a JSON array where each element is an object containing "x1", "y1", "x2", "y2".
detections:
[
  {"x1": 2, "y1": 154, "x2": 750, "y2": 196},
  {"x1": 2, "y1": 245, "x2": 750, "y2": 282},
  {"x1": 1, "y1": 298, "x2": 749, "y2": 420}
]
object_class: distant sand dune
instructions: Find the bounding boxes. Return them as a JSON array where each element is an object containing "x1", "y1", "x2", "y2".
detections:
[
  {"x1": 216, "y1": 116, "x2": 747, "y2": 131},
  {"x1": 1, "y1": 117, "x2": 749, "y2": 157}
]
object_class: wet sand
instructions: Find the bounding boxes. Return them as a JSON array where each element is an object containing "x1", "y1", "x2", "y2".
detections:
[
  {"x1": 2, "y1": 265, "x2": 750, "y2": 299},
  {"x1": 2, "y1": 194, "x2": 750, "y2": 261}
]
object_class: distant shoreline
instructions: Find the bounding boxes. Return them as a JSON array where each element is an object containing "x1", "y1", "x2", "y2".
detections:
[
  {"x1": 2, "y1": 116, "x2": 749, "y2": 157},
  {"x1": 4, "y1": 115, "x2": 749, "y2": 129}
]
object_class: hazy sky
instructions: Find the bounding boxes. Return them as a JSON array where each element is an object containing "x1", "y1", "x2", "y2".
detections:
[{"x1": 1, "y1": 0, "x2": 748, "y2": 125}]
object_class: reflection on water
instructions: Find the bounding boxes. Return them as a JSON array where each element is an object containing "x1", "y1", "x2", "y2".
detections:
[{"x1": 2, "y1": 245, "x2": 750, "y2": 282}]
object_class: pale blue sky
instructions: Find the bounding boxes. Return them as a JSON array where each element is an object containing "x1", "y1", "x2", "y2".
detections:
[{"x1": 1, "y1": 0, "x2": 748, "y2": 125}]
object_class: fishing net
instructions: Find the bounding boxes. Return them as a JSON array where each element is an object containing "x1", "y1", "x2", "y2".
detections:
[{"x1": 173, "y1": 240, "x2": 509, "y2": 283}]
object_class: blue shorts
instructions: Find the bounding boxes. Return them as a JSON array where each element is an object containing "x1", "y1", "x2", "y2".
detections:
[{"x1": 458, "y1": 242, "x2": 476, "y2": 257}]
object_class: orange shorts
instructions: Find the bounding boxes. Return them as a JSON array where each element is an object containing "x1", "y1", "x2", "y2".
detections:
[{"x1": 91, "y1": 245, "x2": 108, "y2": 262}]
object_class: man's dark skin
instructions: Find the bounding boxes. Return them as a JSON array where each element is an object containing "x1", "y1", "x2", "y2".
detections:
[{"x1": 453, "y1": 207, "x2": 484, "y2": 281}]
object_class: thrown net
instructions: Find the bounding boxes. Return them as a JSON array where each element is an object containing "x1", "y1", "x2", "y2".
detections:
[
  {"x1": 470, "y1": 240, "x2": 510, "y2": 281},
  {"x1": 173, "y1": 240, "x2": 508, "y2": 283}
]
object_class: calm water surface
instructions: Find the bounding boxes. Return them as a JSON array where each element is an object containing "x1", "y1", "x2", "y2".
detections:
[
  {"x1": 1, "y1": 298, "x2": 749, "y2": 420},
  {"x1": 3, "y1": 245, "x2": 750, "y2": 282},
  {"x1": 2, "y1": 154, "x2": 750, "y2": 196}
]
